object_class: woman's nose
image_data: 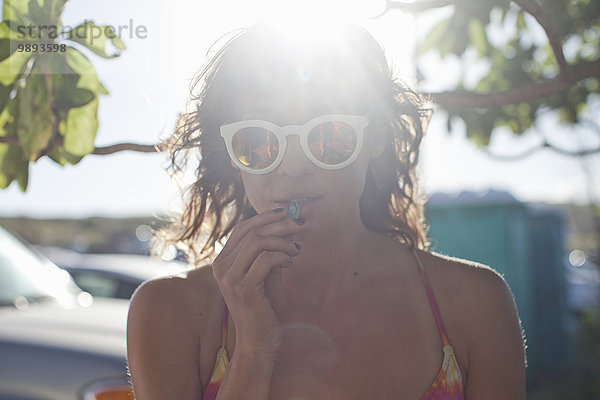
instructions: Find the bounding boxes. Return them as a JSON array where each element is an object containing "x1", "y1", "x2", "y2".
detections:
[{"x1": 276, "y1": 135, "x2": 314, "y2": 177}]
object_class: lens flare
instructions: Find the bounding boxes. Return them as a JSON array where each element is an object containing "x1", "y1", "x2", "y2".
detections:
[{"x1": 259, "y1": 0, "x2": 386, "y2": 43}]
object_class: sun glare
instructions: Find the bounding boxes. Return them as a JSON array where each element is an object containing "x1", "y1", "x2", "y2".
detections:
[
  {"x1": 263, "y1": 0, "x2": 386, "y2": 21},
  {"x1": 249, "y1": 0, "x2": 416, "y2": 85},
  {"x1": 259, "y1": 0, "x2": 387, "y2": 41}
]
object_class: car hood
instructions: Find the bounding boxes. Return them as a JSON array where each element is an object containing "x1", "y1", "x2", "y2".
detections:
[{"x1": 0, "y1": 297, "x2": 130, "y2": 358}]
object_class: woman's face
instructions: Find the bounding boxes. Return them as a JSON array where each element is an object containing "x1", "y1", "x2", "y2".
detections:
[{"x1": 232, "y1": 85, "x2": 381, "y2": 240}]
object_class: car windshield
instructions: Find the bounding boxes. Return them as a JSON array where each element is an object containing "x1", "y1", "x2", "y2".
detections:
[{"x1": 0, "y1": 226, "x2": 75, "y2": 306}]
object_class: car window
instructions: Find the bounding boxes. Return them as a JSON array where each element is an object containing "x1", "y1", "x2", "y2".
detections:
[
  {"x1": 68, "y1": 270, "x2": 140, "y2": 299},
  {"x1": 0, "y1": 227, "x2": 74, "y2": 305},
  {"x1": 68, "y1": 270, "x2": 120, "y2": 297},
  {"x1": 116, "y1": 280, "x2": 140, "y2": 299}
]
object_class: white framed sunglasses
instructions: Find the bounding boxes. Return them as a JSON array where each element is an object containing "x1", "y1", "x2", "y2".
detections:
[{"x1": 220, "y1": 114, "x2": 368, "y2": 174}]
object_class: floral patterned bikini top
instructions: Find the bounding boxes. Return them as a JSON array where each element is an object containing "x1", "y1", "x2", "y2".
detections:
[{"x1": 203, "y1": 248, "x2": 464, "y2": 400}]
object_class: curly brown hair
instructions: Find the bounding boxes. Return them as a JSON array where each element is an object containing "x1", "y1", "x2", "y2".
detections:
[{"x1": 157, "y1": 20, "x2": 431, "y2": 263}]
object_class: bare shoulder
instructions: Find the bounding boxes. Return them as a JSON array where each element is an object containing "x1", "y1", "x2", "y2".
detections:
[
  {"x1": 415, "y1": 249, "x2": 514, "y2": 309},
  {"x1": 127, "y1": 263, "x2": 219, "y2": 400},
  {"x1": 127, "y1": 263, "x2": 220, "y2": 347},
  {"x1": 416, "y1": 249, "x2": 526, "y2": 397},
  {"x1": 415, "y1": 249, "x2": 521, "y2": 339},
  {"x1": 129, "y1": 263, "x2": 217, "y2": 319}
]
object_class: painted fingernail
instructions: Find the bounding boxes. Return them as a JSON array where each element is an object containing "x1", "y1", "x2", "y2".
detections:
[
  {"x1": 273, "y1": 207, "x2": 285, "y2": 213},
  {"x1": 294, "y1": 218, "x2": 306, "y2": 225},
  {"x1": 288, "y1": 256, "x2": 293, "y2": 264},
  {"x1": 294, "y1": 242, "x2": 301, "y2": 250}
]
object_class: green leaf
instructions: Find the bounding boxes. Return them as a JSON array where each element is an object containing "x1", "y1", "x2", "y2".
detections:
[
  {"x1": 468, "y1": 18, "x2": 488, "y2": 56},
  {"x1": 63, "y1": 149, "x2": 84, "y2": 164},
  {"x1": 43, "y1": 0, "x2": 68, "y2": 26},
  {"x1": 48, "y1": 51, "x2": 95, "y2": 110},
  {"x1": 0, "y1": 20, "x2": 27, "y2": 41},
  {"x1": 0, "y1": 38, "x2": 12, "y2": 62},
  {"x1": 47, "y1": 145, "x2": 84, "y2": 165},
  {"x1": 56, "y1": 109, "x2": 66, "y2": 134},
  {"x1": 0, "y1": 82, "x2": 12, "y2": 112},
  {"x1": 111, "y1": 33, "x2": 125, "y2": 51},
  {"x1": 65, "y1": 46, "x2": 107, "y2": 95},
  {"x1": 17, "y1": 69, "x2": 54, "y2": 160},
  {"x1": 418, "y1": 18, "x2": 451, "y2": 56},
  {"x1": 2, "y1": 0, "x2": 30, "y2": 23},
  {"x1": 499, "y1": 2, "x2": 511, "y2": 23},
  {"x1": 516, "y1": 10, "x2": 526, "y2": 32},
  {"x1": 15, "y1": 153, "x2": 28, "y2": 189},
  {"x1": 46, "y1": 145, "x2": 65, "y2": 165},
  {"x1": 67, "y1": 20, "x2": 125, "y2": 58},
  {"x1": 25, "y1": 0, "x2": 66, "y2": 27},
  {"x1": 0, "y1": 20, "x2": 38, "y2": 64},
  {"x1": 0, "y1": 95, "x2": 26, "y2": 189},
  {"x1": 64, "y1": 96, "x2": 98, "y2": 156},
  {"x1": 98, "y1": 80, "x2": 109, "y2": 95},
  {"x1": 0, "y1": 142, "x2": 28, "y2": 190},
  {"x1": 0, "y1": 48, "x2": 32, "y2": 85},
  {"x1": 0, "y1": 95, "x2": 18, "y2": 137},
  {"x1": 28, "y1": 0, "x2": 48, "y2": 26}
]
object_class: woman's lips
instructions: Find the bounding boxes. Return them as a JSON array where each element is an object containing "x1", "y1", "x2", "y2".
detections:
[
  {"x1": 274, "y1": 194, "x2": 323, "y2": 203},
  {"x1": 274, "y1": 196, "x2": 323, "y2": 205}
]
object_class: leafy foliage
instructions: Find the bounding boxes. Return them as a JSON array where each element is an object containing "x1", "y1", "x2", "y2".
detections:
[
  {"x1": 0, "y1": 0, "x2": 124, "y2": 190},
  {"x1": 416, "y1": 0, "x2": 600, "y2": 146}
]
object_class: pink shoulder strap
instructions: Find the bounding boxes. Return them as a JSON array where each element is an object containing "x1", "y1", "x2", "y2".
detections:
[
  {"x1": 411, "y1": 248, "x2": 450, "y2": 347},
  {"x1": 221, "y1": 301, "x2": 229, "y2": 348}
]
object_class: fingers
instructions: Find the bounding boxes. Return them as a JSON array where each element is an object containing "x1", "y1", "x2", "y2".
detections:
[
  {"x1": 214, "y1": 233, "x2": 300, "y2": 282},
  {"x1": 214, "y1": 210, "x2": 305, "y2": 276},
  {"x1": 219, "y1": 250, "x2": 290, "y2": 306},
  {"x1": 243, "y1": 251, "x2": 290, "y2": 288},
  {"x1": 212, "y1": 208, "x2": 306, "y2": 312},
  {"x1": 228, "y1": 235, "x2": 300, "y2": 282},
  {"x1": 219, "y1": 208, "x2": 288, "y2": 258}
]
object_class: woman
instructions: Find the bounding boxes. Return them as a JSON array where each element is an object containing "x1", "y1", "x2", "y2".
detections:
[{"x1": 127, "y1": 19, "x2": 526, "y2": 400}]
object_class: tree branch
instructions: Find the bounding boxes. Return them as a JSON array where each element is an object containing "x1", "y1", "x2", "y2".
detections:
[
  {"x1": 92, "y1": 142, "x2": 164, "y2": 155},
  {"x1": 511, "y1": 0, "x2": 568, "y2": 76},
  {"x1": 0, "y1": 136, "x2": 164, "y2": 155},
  {"x1": 0, "y1": 136, "x2": 19, "y2": 146},
  {"x1": 428, "y1": 59, "x2": 600, "y2": 107}
]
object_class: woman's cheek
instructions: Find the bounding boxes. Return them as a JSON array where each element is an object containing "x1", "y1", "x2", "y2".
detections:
[{"x1": 240, "y1": 173, "x2": 271, "y2": 212}]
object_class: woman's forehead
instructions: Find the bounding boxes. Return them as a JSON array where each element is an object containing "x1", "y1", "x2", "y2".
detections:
[{"x1": 230, "y1": 66, "x2": 368, "y2": 122}]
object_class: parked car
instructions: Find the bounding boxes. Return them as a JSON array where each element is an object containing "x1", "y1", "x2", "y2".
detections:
[
  {"x1": 0, "y1": 225, "x2": 134, "y2": 400},
  {"x1": 38, "y1": 246, "x2": 192, "y2": 299}
]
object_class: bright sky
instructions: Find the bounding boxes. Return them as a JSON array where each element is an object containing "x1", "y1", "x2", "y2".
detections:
[{"x1": 0, "y1": 0, "x2": 598, "y2": 217}]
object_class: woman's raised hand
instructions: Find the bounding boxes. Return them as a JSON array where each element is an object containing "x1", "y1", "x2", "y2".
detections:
[{"x1": 212, "y1": 208, "x2": 305, "y2": 356}]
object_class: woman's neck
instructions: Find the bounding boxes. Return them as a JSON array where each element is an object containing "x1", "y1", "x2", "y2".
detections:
[{"x1": 280, "y1": 214, "x2": 383, "y2": 319}]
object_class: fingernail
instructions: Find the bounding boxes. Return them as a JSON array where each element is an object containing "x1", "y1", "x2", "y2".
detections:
[
  {"x1": 273, "y1": 207, "x2": 285, "y2": 213},
  {"x1": 294, "y1": 218, "x2": 306, "y2": 225},
  {"x1": 294, "y1": 242, "x2": 301, "y2": 250},
  {"x1": 288, "y1": 256, "x2": 293, "y2": 264}
]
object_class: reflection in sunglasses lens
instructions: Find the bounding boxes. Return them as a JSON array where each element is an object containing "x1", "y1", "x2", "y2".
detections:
[
  {"x1": 308, "y1": 121, "x2": 357, "y2": 165},
  {"x1": 232, "y1": 127, "x2": 279, "y2": 169}
]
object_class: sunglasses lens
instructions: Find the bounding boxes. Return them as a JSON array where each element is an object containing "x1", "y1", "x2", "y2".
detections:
[
  {"x1": 232, "y1": 127, "x2": 279, "y2": 170},
  {"x1": 308, "y1": 121, "x2": 358, "y2": 165}
]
